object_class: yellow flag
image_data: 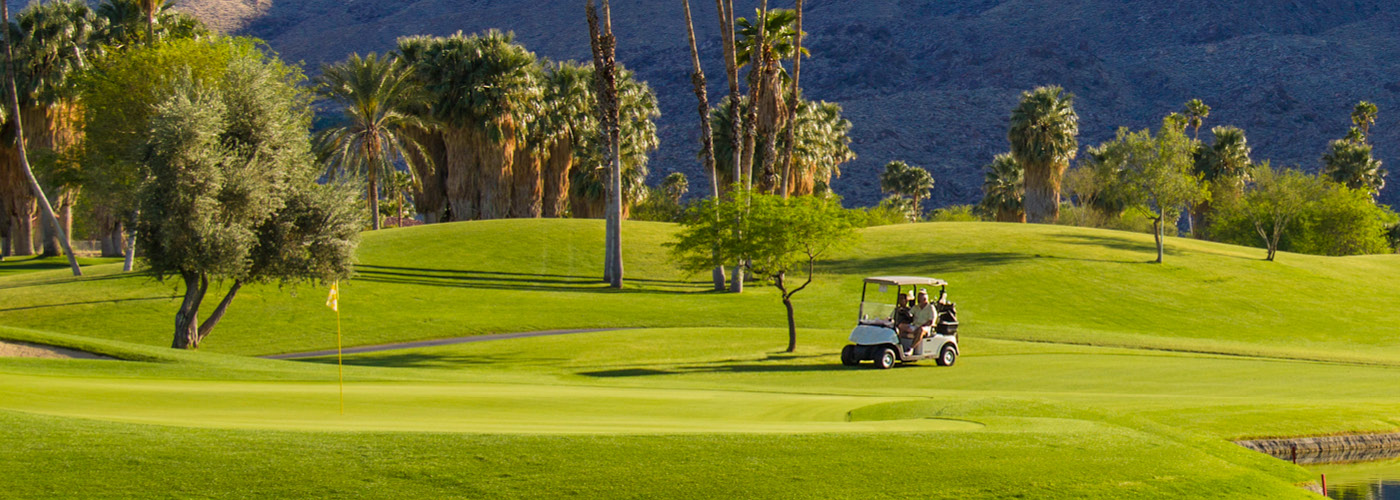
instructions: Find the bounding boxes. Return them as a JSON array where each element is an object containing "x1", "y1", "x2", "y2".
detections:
[{"x1": 326, "y1": 281, "x2": 339, "y2": 312}]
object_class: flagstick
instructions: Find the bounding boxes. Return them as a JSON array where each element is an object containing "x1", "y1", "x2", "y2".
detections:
[{"x1": 336, "y1": 305, "x2": 344, "y2": 415}]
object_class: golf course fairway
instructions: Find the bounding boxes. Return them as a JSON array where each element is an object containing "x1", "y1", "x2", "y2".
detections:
[{"x1": 4, "y1": 219, "x2": 1396, "y2": 498}]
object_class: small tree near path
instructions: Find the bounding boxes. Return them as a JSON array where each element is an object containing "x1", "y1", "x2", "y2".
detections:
[{"x1": 670, "y1": 191, "x2": 856, "y2": 352}]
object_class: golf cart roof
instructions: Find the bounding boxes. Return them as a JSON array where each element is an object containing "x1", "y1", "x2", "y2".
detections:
[{"x1": 863, "y1": 276, "x2": 947, "y2": 287}]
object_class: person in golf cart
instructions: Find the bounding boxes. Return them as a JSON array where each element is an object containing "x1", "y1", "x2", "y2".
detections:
[{"x1": 899, "y1": 289, "x2": 938, "y2": 355}]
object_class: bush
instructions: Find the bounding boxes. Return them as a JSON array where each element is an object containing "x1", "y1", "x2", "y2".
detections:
[
  {"x1": 630, "y1": 188, "x2": 686, "y2": 223},
  {"x1": 925, "y1": 205, "x2": 984, "y2": 222},
  {"x1": 852, "y1": 198, "x2": 912, "y2": 227},
  {"x1": 1056, "y1": 204, "x2": 1159, "y2": 235},
  {"x1": 1210, "y1": 182, "x2": 1396, "y2": 256}
]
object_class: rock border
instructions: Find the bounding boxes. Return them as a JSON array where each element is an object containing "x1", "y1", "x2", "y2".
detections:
[{"x1": 1236, "y1": 433, "x2": 1400, "y2": 465}]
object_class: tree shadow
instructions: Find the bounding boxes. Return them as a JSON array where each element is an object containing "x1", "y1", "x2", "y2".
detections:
[
  {"x1": 297, "y1": 352, "x2": 570, "y2": 369},
  {"x1": 1047, "y1": 233, "x2": 1183, "y2": 259},
  {"x1": 577, "y1": 353, "x2": 851, "y2": 377},
  {"x1": 353, "y1": 265, "x2": 713, "y2": 295},
  {"x1": 821, "y1": 252, "x2": 1028, "y2": 276},
  {"x1": 0, "y1": 296, "x2": 171, "y2": 313}
]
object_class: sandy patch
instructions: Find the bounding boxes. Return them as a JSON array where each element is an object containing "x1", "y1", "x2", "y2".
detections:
[{"x1": 0, "y1": 340, "x2": 114, "y2": 360}]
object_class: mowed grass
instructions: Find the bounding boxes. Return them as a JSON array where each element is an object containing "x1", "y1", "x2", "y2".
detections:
[
  {"x1": 0, "y1": 327, "x2": 1333, "y2": 499},
  {"x1": 4, "y1": 219, "x2": 1397, "y2": 497},
  {"x1": 2, "y1": 219, "x2": 1398, "y2": 363}
]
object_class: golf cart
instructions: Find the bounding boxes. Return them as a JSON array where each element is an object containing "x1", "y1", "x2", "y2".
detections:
[{"x1": 840, "y1": 276, "x2": 959, "y2": 369}]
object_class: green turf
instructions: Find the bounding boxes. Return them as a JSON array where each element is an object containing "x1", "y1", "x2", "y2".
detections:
[{"x1": 7, "y1": 219, "x2": 1396, "y2": 497}]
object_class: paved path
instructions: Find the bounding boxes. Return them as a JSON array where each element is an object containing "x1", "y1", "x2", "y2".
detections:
[{"x1": 262, "y1": 328, "x2": 629, "y2": 360}]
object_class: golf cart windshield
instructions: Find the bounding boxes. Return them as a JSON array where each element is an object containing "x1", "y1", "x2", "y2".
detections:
[{"x1": 858, "y1": 276, "x2": 948, "y2": 322}]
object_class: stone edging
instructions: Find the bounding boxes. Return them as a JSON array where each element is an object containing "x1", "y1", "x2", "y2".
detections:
[{"x1": 1236, "y1": 433, "x2": 1400, "y2": 465}]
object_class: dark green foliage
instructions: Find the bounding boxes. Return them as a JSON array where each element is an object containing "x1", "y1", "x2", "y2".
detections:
[
  {"x1": 132, "y1": 40, "x2": 357, "y2": 347},
  {"x1": 978, "y1": 152, "x2": 1023, "y2": 222},
  {"x1": 708, "y1": 95, "x2": 853, "y2": 195},
  {"x1": 1210, "y1": 165, "x2": 1393, "y2": 258},
  {"x1": 879, "y1": 160, "x2": 934, "y2": 221},
  {"x1": 94, "y1": 0, "x2": 206, "y2": 50},
  {"x1": 1321, "y1": 138, "x2": 1385, "y2": 196},
  {"x1": 396, "y1": 29, "x2": 539, "y2": 138}
]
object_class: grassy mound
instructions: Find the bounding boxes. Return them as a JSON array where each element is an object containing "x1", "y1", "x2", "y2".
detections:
[{"x1": 2, "y1": 219, "x2": 1397, "y2": 362}]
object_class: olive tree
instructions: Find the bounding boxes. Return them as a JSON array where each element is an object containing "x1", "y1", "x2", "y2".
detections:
[
  {"x1": 671, "y1": 189, "x2": 856, "y2": 352},
  {"x1": 137, "y1": 45, "x2": 360, "y2": 349}
]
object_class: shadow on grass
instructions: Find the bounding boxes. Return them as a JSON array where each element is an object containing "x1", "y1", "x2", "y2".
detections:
[
  {"x1": 578, "y1": 353, "x2": 849, "y2": 377},
  {"x1": 0, "y1": 296, "x2": 171, "y2": 313},
  {"x1": 822, "y1": 252, "x2": 1028, "y2": 276},
  {"x1": 354, "y1": 264, "x2": 713, "y2": 295},
  {"x1": 1048, "y1": 233, "x2": 1182, "y2": 259},
  {"x1": 299, "y1": 352, "x2": 571, "y2": 369}
]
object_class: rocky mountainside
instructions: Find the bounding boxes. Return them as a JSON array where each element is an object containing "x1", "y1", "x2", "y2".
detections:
[{"x1": 156, "y1": 0, "x2": 1400, "y2": 207}]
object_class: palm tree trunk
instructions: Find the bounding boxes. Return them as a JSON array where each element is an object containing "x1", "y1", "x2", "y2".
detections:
[
  {"x1": 588, "y1": 0, "x2": 623, "y2": 288},
  {"x1": 0, "y1": 1, "x2": 79, "y2": 275},
  {"x1": 1023, "y1": 160, "x2": 1063, "y2": 224},
  {"x1": 405, "y1": 127, "x2": 446, "y2": 223},
  {"x1": 123, "y1": 211, "x2": 137, "y2": 272},
  {"x1": 443, "y1": 126, "x2": 479, "y2": 221},
  {"x1": 683, "y1": 0, "x2": 726, "y2": 291},
  {"x1": 543, "y1": 138, "x2": 573, "y2": 217},
  {"x1": 779, "y1": 0, "x2": 803, "y2": 198},
  {"x1": 479, "y1": 120, "x2": 517, "y2": 220},
  {"x1": 368, "y1": 171, "x2": 381, "y2": 230},
  {"x1": 511, "y1": 147, "x2": 542, "y2": 218}
]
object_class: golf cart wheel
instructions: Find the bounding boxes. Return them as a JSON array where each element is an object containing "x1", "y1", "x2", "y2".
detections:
[
  {"x1": 875, "y1": 347, "x2": 896, "y2": 370},
  {"x1": 840, "y1": 345, "x2": 859, "y2": 366},
  {"x1": 937, "y1": 345, "x2": 958, "y2": 367}
]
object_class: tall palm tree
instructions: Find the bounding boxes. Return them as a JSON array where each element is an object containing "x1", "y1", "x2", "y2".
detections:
[
  {"x1": 710, "y1": 96, "x2": 853, "y2": 196},
  {"x1": 586, "y1": 0, "x2": 624, "y2": 287},
  {"x1": 1184, "y1": 99, "x2": 1210, "y2": 140},
  {"x1": 880, "y1": 160, "x2": 935, "y2": 222},
  {"x1": 714, "y1": 0, "x2": 744, "y2": 293},
  {"x1": 569, "y1": 68, "x2": 658, "y2": 219},
  {"x1": 735, "y1": 6, "x2": 807, "y2": 193},
  {"x1": 979, "y1": 153, "x2": 1024, "y2": 223},
  {"x1": 778, "y1": 0, "x2": 803, "y2": 198},
  {"x1": 1008, "y1": 85, "x2": 1079, "y2": 224},
  {"x1": 0, "y1": 1, "x2": 79, "y2": 273},
  {"x1": 315, "y1": 52, "x2": 430, "y2": 230},
  {"x1": 1352, "y1": 101, "x2": 1378, "y2": 139},
  {"x1": 683, "y1": 0, "x2": 725, "y2": 290},
  {"x1": 398, "y1": 30, "x2": 541, "y2": 221},
  {"x1": 1322, "y1": 138, "x2": 1385, "y2": 196},
  {"x1": 1191, "y1": 125, "x2": 1251, "y2": 235}
]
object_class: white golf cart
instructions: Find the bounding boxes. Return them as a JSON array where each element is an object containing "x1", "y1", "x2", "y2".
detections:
[{"x1": 840, "y1": 276, "x2": 959, "y2": 369}]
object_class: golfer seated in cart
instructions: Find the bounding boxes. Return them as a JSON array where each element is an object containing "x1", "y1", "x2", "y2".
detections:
[{"x1": 899, "y1": 289, "x2": 937, "y2": 355}]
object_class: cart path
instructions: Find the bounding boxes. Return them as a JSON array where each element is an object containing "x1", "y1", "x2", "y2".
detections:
[{"x1": 262, "y1": 328, "x2": 632, "y2": 360}]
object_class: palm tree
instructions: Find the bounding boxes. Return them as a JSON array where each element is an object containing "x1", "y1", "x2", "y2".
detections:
[
  {"x1": 735, "y1": 7, "x2": 807, "y2": 193},
  {"x1": 0, "y1": 1, "x2": 79, "y2": 273},
  {"x1": 1184, "y1": 99, "x2": 1210, "y2": 140},
  {"x1": 385, "y1": 170, "x2": 415, "y2": 227},
  {"x1": 979, "y1": 153, "x2": 1024, "y2": 222},
  {"x1": 315, "y1": 52, "x2": 430, "y2": 230},
  {"x1": 539, "y1": 61, "x2": 594, "y2": 218},
  {"x1": 778, "y1": 0, "x2": 803, "y2": 198},
  {"x1": 661, "y1": 172, "x2": 688, "y2": 204},
  {"x1": 1191, "y1": 126, "x2": 1251, "y2": 236},
  {"x1": 398, "y1": 30, "x2": 541, "y2": 221},
  {"x1": 1322, "y1": 138, "x2": 1386, "y2": 196},
  {"x1": 1008, "y1": 85, "x2": 1079, "y2": 224},
  {"x1": 710, "y1": 96, "x2": 853, "y2": 196},
  {"x1": 569, "y1": 68, "x2": 659, "y2": 219},
  {"x1": 880, "y1": 160, "x2": 935, "y2": 222},
  {"x1": 1352, "y1": 101, "x2": 1378, "y2": 139}
]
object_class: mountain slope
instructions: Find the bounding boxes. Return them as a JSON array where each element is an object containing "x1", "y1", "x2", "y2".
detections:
[{"x1": 158, "y1": 1, "x2": 1400, "y2": 207}]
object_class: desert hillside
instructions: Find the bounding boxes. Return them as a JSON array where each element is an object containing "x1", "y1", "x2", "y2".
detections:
[{"x1": 123, "y1": 1, "x2": 1400, "y2": 207}]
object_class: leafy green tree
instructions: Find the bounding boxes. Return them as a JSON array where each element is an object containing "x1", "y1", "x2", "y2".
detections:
[
  {"x1": 1215, "y1": 164, "x2": 1326, "y2": 261},
  {"x1": 978, "y1": 153, "x2": 1023, "y2": 222},
  {"x1": 879, "y1": 160, "x2": 934, "y2": 221},
  {"x1": 1009, "y1": 85, "x2": 1078, "y2": 223},
  {"x1": 136, "y1": 49, "x2": 359, "y2": 349},
  {"x1": 1106, "y1": 119, "x2": 1208, "y2": 263},
  {"x1": 670, "y1": 190, "x2": 857, "y2": 352},
  {"x1": 315, "y1": 52, "x2": 429, "y2": 231},
  {"x1": 1352, "y1": 101, "x2": 1378, "y2": 139},
  {"x1": 1191, "y1": 126, "x2": 1251, "y2": 237},
  {"x1": 1321, "y1": 138, "x2": 1385, "y2": 197},
  {"x1": 1289, "y1": 183, "x2": 1397, "y2": 256},
  {"x1": 1184, "y1": 99, "x2": 1210, "y2": 140}
]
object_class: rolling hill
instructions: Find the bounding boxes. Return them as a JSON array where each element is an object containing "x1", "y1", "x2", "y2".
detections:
[{"x1": 122, "y1": 0, "x2": 1400, "y2": 209}]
